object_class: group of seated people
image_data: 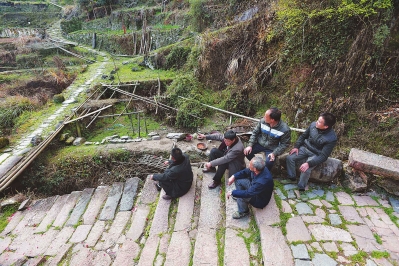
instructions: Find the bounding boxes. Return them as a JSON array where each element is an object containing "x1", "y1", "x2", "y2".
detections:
[{"x1": 149, "y1": 108, "x2": 337, "y2": 219}]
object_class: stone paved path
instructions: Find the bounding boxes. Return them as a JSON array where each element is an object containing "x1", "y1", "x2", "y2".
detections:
[{"x1": 1, "y1": 167, "x2": 399, "y2": 265}]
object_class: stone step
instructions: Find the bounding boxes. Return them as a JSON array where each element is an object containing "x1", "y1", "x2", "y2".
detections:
[
  {"x1": 2, "y1": 163, "x2": 399, "y2": 265},
  {"x1": 192, "y1": 171, "x2": 221, "y2": 265}
]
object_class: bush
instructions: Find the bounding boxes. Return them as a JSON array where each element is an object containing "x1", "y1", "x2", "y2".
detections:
[
  {"x1": 165, "y1": 46, "x2": 192, "y2": 69},
  {"x1": 0, "y1": 137, "x2": 9, "y2": 148},
  {"x1": 0, "y1": 96, "x2": 37, "y2": 129},
  {"x1": 53, "y1": 94, "x2": 65, "y2": 104}
]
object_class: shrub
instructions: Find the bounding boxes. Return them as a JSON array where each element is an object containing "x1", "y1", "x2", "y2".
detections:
[
  {"x1": 53, "y1": 94, "x2": 65, "y2": 104},
  {"x1": 0, "y1": 137, "x2": 9, "y2": 148},
  {"x1": 0, "y1": 96, "x2": 37, "y2": 129},
  {"x1": 165, "y1": 46, "x2": 191, "y2": 69}
]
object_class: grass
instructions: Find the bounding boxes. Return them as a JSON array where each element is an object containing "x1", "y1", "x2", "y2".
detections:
[
  {"x1": 371, "y1": 250, "x2": 390, "y2": 259},
  {"x1": 373, "y1": 233, "x2": 383, "y2": 244},
  {"x1": 0, "y1": 204, "x2": 18, "y2": 232},
  {"x1": 216, "y1": 227, "x2": 225, "y2": 265},
  {"x1": 350, "y1": 250, "x2": 368, "y2": 263},
  {"x1": 114, "y1": 61, "x2": 177, "y2": 83}
]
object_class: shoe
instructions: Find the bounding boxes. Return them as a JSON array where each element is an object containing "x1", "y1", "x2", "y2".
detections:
[
  {"x1": 288, "y1": 176, "x2": 296, "y2": 181},
  {"x1": 208, "y1": 181, "x2": 221, "y2": 189},
  {"x1": 298, "y1": 188, "x2": 305, "y2": 192},
  {"x1": 232, "y1": 211, "x2": 249, "y2": 219},
  {"x1": 155, "y1": 183, "x2": 162, "y2": 192},
  {"x1": 232, "y1": 196, "x2": 237, "y2": 201},
  {"x1": 202, "y1": 167, "x2": 217, "y2": 173},
  {"x1": 162, "y1": 194, "x2": 172, "y2": 200}
]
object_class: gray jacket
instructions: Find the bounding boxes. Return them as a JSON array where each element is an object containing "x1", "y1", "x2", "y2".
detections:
[
  {"x1": 206, "y1": 133, "x2": 246, "y2": 175},
  {"x1": 248, "y1": 119, "x2": 291, "y2": 156},
  {"x1": 295, "y1": 121, "x2": 337, "y2": 167}
]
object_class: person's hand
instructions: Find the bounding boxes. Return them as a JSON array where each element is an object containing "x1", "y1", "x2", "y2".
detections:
[
  {"x1": 164, "y1": 160, "x2": 169, "y2": 165},
  {"x1": 289, "y1": 148, "x2": 299, "y2": 155},
  {"x1": 228, "y1": 175, "x2": 235, "y2": 186},
  {"x1": 227, "y1": 191, "x2": 232, "y2": 199},
  {"x1": 268, "y1": 153, "x2": 275, "y2": 162},
  {"x1": 149, "y1": 175, "x2": 153, "y2": 180},
  {"x1": 205, "y1": 162, "x2": 212, "y2": 169},
  {"x1": 198, "y1": 133, "x2": 206, "y2": 140},
  {"x1": 299, "y1": 162, "x2": 310, "y2": 172},
  {"x1": 244, "y1": 146, "x2": 252, "y2": 155}
]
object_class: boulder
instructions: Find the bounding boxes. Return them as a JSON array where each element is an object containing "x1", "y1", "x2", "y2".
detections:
[
  {"x1": 277, "y1": 153, "x2": 343, "y2": 184},
  {"x1": 65, "y1": 136, "x2": 75, "y2": 145},
  {"x1": 73, "y1": 137, "x2": 86, "y2": 146}
]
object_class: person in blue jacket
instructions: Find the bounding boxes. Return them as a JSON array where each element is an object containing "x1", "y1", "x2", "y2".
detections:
[{"x1": 226, "y1": 156, "x2": 274, "y2": 219}]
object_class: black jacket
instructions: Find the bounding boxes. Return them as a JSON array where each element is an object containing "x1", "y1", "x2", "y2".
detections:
[
  {"x1": 152, "y1": 154, "x2": 193, "y2": 198},
  {"x1": 295, "y1": 121, "x2": 337, "y2": 167}
]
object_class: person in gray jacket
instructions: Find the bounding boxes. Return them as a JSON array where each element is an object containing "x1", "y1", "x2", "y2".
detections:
[
  {"x1": 286, "y1": 112, "x2": 337, "y2": 191},
  {"x1": 149, "y1": 148, "x2": 193, "y2": 200},
  {"x1": 198, "y1": 130, "x2": 245, "y2": 189},
  {"x1": 244, "y1": 107, "x2": 291, "y2": 171}
]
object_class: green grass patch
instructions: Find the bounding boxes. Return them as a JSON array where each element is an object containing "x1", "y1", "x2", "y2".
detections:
[
  {"x1": 115, "y1": 61, "x2": 177, "y2": 83},
  {"x1": 216, "y1": 227, "x2": 225, "y2": 265},
  {"x1": 383, "y1": 207, "x2": 399, "y2": 227},
  {"x1": 373, "y1": 233, "x2": 383, "y2": 244},
  {"x1": 371, "y1": 250, "x2": 390, "y2": 259},
  {"x1": 0, "y1": 204, "x2": 18, "y2": 232},
  {"x1": 350, "y1": 250, "x2": 368, "y2": 263}
]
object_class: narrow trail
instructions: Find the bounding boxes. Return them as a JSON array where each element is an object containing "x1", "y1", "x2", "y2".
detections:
[{"x1": 0, "y1": 20, "x2": 112, "y2": 186}]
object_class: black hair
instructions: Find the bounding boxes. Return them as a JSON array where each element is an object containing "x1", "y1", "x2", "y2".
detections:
[
  {"x1": 320, "y1": 112, "x2": 336, "y2": 128},
  {"x1": 269, "y1": 107, "x2": 281, "y2": 121},
  {"x1": 224, "y1": 130, "x2": 236, "y2": 140},
  {"x1": 171, "y1": 148, "x2": 184, "y2": 161}
]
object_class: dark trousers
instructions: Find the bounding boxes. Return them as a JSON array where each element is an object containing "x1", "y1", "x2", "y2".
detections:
[
  {"x1": 209, "y1": 148, "x2": 228, "y2": 182},
  {"x1": 245, "y1": 143, "x2": 274, "y2": 171}
]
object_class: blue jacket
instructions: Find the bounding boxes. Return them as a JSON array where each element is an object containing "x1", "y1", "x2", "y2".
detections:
[{"x1": 231, "y1": 167, "x2": 274, "y2": 209}]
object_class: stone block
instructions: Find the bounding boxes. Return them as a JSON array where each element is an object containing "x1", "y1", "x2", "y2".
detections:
[
  {"x1": 278, "y1": 153, "x2": 343, "y2": 184},
  {"x1": 349, "y1": 148, "x2": 399, "y2": 180}
]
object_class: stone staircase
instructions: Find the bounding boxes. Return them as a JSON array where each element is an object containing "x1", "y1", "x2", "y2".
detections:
[{"x1": 1, "y1": 167, "x2": 399, "y2": 265}]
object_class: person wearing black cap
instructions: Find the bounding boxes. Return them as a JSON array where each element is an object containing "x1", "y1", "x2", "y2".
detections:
[
  {"x1": 149, "y1": 148, "x2": 193, "y2": 200},
  {"x1": 198, "y1": 130, "x2": 245, "y2": 189}
]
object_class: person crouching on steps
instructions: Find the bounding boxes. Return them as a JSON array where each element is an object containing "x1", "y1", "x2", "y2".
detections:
[
  {"x1": 226, "y1": 156, "x2": 274, "y2": 219},
  {"x1": 198, "y1": 130, "x2": 245, "y2": 189},
  {"x1": 149, "y1": 148, "x2": 193, "y2": 200}
]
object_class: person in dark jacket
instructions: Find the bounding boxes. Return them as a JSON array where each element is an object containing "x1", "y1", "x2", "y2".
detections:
[
  {"x1": 198, "y1": 130, "x2": 245, "y2": 189},
  {"x1": 286, "y1": 112, "x2": 337, "y2": 191},
  {"x1": 244, "y1": 107, "x2": 291, "y2": 171},
  {"x1": 149, "y1": 148, "x2": 193, "y2": 200},
  {"x1": 226, "y1": 157, "x2": 274, "y2": 219}
]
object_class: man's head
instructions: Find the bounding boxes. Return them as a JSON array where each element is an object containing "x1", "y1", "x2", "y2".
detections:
[
  {"x1": 171, "y1": 148, "x2": 183, "y2": 161},
  {"x1": 249, "y1": 157, "x2": 266, "y2": 175},
  {"x1": 223, "y1": 130, "x2": 236, "y2": 146},
  {"x1": 264, "y1": 107, "x2": 281, "y2": 126},
  {"x1": 316, "y1": 112, "x2": 336, "y2": 130}
]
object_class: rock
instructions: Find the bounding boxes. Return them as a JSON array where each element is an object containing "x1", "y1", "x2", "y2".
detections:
[
  {"x1": 278, "y1": 153, "x2": 343, "y2": 184},
  {"x1": 1, "y1": 193, "x2": 27, "y2": 207},
  {"x1": 30, "y1": 135, "x2": 43, "y2": 146},
  {"x1": 341, "y1": 168, "x2": 369, "y2": 193},
  {"x1": 18, "y1": 198, "x2": 31, "y2": 211},
  {"x1": 376, "y1": 178, "x2": 399, "y2": 196},
  {"x1": 59, "y1": 133, "x2": 69, "y2": 142},
  {"x1": 349, "y1": 148, "x2": 399, "y2": 180},
  {"x1": 166, "y1": 133, "x2": 186, "y2": 141},
  {"x1": 148, "y1": 132, "x2": 158, "y2": 136},
  {"x1": 65, "y1": 136, "x2": 76, "y2": 145},
  {"x1": 152, "y1": 136, "x2": 161, "y2": 140},
  {"x1": 73, "y1": 137, "x2": 86, "y2": 146}
]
